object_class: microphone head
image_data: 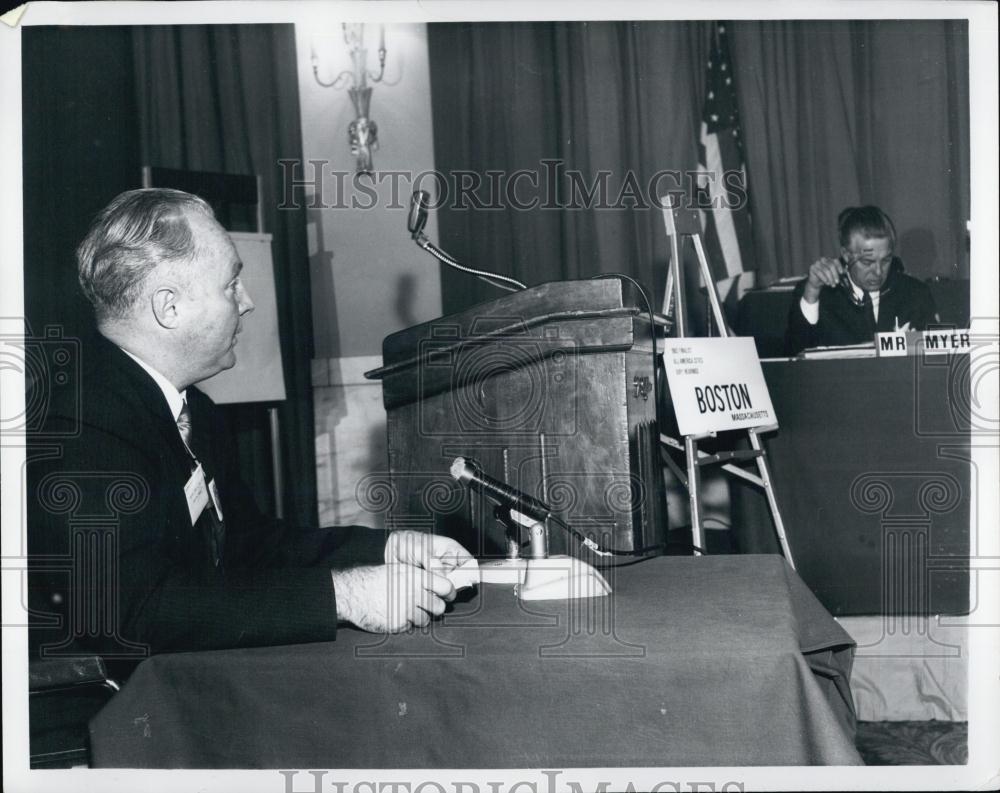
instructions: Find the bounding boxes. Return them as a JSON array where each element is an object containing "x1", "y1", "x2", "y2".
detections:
[
  {"x1": 449, "y1": 456, "x2": 478, "y2": 483},
  {"x1": 407, "y1": 189, "x2": 430, "y2": 238}
]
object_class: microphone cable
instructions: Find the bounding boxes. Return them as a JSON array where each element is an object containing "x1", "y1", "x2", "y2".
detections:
[{"x1": 547, "y1": 513, "x2": 670, "y2": 559}]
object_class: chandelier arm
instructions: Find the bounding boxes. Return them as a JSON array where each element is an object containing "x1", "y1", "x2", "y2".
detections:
[
  {"x1": 366, "y1": 49, "x2": 387, "y2": 83},
  {"x1": 312, "y1": 67, "x2": 356, "y2": 89}
]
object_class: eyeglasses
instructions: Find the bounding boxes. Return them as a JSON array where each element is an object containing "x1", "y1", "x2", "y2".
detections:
[{"x1": 845, "y1": 254, "x2": 892, "y2": 271}]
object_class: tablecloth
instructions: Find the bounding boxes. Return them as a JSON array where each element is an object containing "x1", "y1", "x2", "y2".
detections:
[{"x1": 89, "y1": 555, "x2": 862, "y2": 768}]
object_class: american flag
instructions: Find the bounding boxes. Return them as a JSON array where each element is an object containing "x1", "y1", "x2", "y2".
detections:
[{"x1": 696, "y1": 22, "x2": 756, "y2": 313}]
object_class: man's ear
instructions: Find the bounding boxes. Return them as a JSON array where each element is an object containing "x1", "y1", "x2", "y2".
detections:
[{"x1": 150, "y1": 285, "x2": 180, "y2": 329}]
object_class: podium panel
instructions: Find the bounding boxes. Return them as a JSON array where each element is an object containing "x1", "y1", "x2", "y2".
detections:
[{"x1": 366, "y1": 280, "x2": 667, "y2": 557}]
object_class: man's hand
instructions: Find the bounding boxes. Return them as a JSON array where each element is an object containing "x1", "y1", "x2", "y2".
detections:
[
  {"x1": 803, "y1": 256, "x2": 847, "y2": 303},
  {"x1": 331, "y1": 563, "x2": 456, "y2": 633},
  {"x1": 384, "y1": 530, "x2": 474, "y2": 574}
]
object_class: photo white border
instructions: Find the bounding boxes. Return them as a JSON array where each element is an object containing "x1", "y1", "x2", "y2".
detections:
[{"x1": 2, "y1": 2, "x2": 997, "y2": 791}]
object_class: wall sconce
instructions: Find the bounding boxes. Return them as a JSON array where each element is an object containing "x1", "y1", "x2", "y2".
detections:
[{"x1": 311, "y1": 23, "x2": 387, "y2": 176}]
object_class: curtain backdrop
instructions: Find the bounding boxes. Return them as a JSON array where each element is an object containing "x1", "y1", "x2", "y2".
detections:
[
  {"x1": 428, "y1": 21, "x2": 713, "y2": 315},
  {"x1": 730, "y1": 19, "x2": 969, "y2": 285},
  {"x1": 428, "y1": 20, "x2": 969, "y2": 316},
  {"x1": 22, "y1": 27, "x2": 140, "y2": 343},
  {"x1": 133, "y1": 25, "x2": 318, "y2": 528}
]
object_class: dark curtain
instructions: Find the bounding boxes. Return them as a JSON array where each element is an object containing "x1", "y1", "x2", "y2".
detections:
[
  {"x1": 428, "y1": 20, "x2": 969, "y2": 314},
  {"x1": 428, "y1": 21, "x2": 714, "y2": 315},
  {"x1": 132, "y1": 25, "x2": 318, "y2": 528},
  {"x1": 731, "y1": 19, "x2": 970, "y2": 283},
  {"x1": 23, "y1": 27, "x2": 140, "y2": 342}
]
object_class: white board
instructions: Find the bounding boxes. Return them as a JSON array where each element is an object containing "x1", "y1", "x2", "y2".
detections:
[
  {"x1": 662, "y1": 336, "x2": 776, "y2": 436},
  {"x1": 196, "y1": 232, "x2": 287, "y2": 404}
]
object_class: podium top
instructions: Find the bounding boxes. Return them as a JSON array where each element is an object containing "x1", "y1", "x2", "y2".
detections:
[
  {"x1": 365, "y1": 279, "x2": 648, "y2": 410},
  {"x1": 367, "y1": 279, "x2": 640, "y2": 378}
]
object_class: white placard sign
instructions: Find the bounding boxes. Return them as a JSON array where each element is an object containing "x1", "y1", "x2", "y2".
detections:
[
  {"x1": 875, "y1": 329, "x2": 972, "y2": 358},
  {"x1": 921, "y1": 329, "x2": 973, "y2": 355},
  {"x1": 662, "y1": 337, "x2": 777, "y2": 436},
  {"x1": 196, "y1": 232, "x2": 287, "y2": 404}
]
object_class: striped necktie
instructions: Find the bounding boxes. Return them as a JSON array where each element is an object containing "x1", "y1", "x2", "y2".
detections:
[{"x1": 176, "y1": 400, "x2": 194, "y2": 455}]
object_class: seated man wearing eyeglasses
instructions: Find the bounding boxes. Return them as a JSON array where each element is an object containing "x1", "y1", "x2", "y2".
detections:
[{"x1": 785, "y1": 205, "x2": 938, "y2": 355}]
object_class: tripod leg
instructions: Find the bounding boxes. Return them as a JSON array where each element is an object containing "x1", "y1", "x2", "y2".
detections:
[
  {"x1": 662, "y1": 265, "x2": 675, "y2": 321},
  {"x1": 748, "y1": 429, "x2": 796, "y2": 569},
  {"x1": 684, "y1": 436, "x2": 704, "y2": 553},
  {"x1": 691, "y1": 234, "x2": 730, "y2": 337}
]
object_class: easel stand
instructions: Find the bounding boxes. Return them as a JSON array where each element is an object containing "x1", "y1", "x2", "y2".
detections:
[{"x1": 658, "y1": 201, "x2": 795, "y2": 568}]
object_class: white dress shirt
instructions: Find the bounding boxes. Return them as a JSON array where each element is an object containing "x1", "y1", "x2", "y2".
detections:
[
  {"x1": 799, "y1": 279, "x2": 879, "y2": 325},
  {"x1": 120, "y1": 348, "x2": 188, "y2": 421}
]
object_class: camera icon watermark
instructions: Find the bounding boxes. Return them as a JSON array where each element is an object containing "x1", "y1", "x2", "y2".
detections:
[
  {"x1": 913, "y1": 321, "x2": 999, "y2": 439},
  {"x1": 28, "y1": 470, "x2": 152, "y2": 659},
  {"x1": 416, "y1": 318, "x2": 579, "y2": 438},
  {"x1": 0, "y1": 321, "x2": 81, "y2": 440}
]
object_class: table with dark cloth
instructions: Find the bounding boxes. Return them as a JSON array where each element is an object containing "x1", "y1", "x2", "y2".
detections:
[
  {"x1": 732, "y1": 355, "x2": 971, "y2": 616},
  {"x1": 88, "y1": 555, "x2": 861, "y2": 768}
]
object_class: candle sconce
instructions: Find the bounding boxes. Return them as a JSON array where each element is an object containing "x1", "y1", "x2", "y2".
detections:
[{"x1": 312, "y1": 23, "x2": 387, "y2": 176}]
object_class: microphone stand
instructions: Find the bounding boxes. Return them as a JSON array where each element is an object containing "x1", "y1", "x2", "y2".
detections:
[
  {"x1": 451, "y1": 457, "x2": 611, "y2": 600},
  {"x1": 476, "y1": 503, "x2": 611, "y2": 600},
  {"x1": 411, "y1": 231, "x2": 527, "y2": 292}
]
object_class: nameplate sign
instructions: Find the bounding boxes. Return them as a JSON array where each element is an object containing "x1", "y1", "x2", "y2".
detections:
[
  {"x1": 876, "y1": 330, "x2": 972, "y2": 358},
  {"x1": 662, "y1": 337, "x2": 777, "y2": 435}
]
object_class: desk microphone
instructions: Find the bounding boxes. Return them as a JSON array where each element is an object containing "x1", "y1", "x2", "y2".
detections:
[
  {"x1": 407, "y1": 189, "x2": 429, "y2": 240},
  {"x1": 448, "y1": 458, "x2": 664, "y2": 559},
  {"x1": 450, "y1": 457, "x2": 551, "y2": 522}
]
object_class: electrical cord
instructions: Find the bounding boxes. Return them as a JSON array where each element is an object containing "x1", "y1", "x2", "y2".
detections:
[{"x1": 548, "y1": 513, "x2": 669, "y2": 559}]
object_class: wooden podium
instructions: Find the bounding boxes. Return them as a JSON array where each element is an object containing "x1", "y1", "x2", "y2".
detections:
[{"x1": 365, "y1": 279, "x2": 667, "y2": 558}]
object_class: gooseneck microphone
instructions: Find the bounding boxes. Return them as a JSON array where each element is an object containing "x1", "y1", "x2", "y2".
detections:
[
  {"x1": 447, "y1": 458, "x2": 665, "y2": 559},
  {"x1": 407, "y1": 189, "x2": 430, "y2": 240},
  {"x1": 450, "y1": 457, "x2": 551, "y2": 522},
  {"x1": 405, "y1": 190, "x2": 527, "y2": 292}
]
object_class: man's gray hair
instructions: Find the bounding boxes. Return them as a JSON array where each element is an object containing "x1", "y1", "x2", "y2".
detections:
[{"x1": 77, "y1": 188, "x2": 214, "y2": 321}]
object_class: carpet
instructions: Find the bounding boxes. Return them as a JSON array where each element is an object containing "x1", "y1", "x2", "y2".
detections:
[{"x1": 855, "y1": 720, "x2": 968, "y2": 765}]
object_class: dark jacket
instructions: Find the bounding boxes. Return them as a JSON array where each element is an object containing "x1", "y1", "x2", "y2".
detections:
[
  {"x1": 785, "y1": 268, "x2": 937, "y2": 355},
  {"x1": 27, "y1": 332, "x2": 386, "y2": 659}
]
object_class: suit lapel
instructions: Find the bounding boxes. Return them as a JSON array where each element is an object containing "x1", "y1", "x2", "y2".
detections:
[
  {"x1": 93, "y1": 336, "x2": 193, "y2": 473},
  {"x1": 87, "y1": 334, "x2": 225, "y2": 567}
]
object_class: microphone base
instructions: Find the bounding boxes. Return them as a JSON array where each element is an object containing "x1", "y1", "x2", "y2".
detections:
[
  {"x1": 478, "y1": 558, "x2": 527, "y2": 586},
  {"x1": 516, "y1": 555, "x2": 612, "y2": 602},
  {"x1": 475, "y1": 556, "x2": 611, "y2": 600}
]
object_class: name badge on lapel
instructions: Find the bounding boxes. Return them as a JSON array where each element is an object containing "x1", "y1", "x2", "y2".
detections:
[{"x1": 184, "y1": 463, "x2": 210, "y2": 525}]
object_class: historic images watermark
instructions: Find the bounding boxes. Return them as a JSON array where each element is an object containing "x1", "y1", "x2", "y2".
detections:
[
  {"x1": 0, "y1": 320, "x2": 82, "y2": 441},
  {"x1": 277, "y1": 159, "x2": 749, "y2": 213},
  {"x1": 3, "y1": 318, "x2": 151, "y2": 659},
  {"x1": 278, "y1": 770, "x2": 745, "y2": 793},
  {"x1": 845, "y1": 322, "x2": 999, "y2": 660},
  {"x1": 413, "y1": 321, "x2": 580, "y2": 438}
]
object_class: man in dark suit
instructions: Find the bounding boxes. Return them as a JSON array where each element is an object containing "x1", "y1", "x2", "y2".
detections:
[
  {"x1": 785, "y1": 206, "x2": 938, "y2": 355},
  {"x1": 27, "y1": 188, "x2": 471, "y2": 660}
]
